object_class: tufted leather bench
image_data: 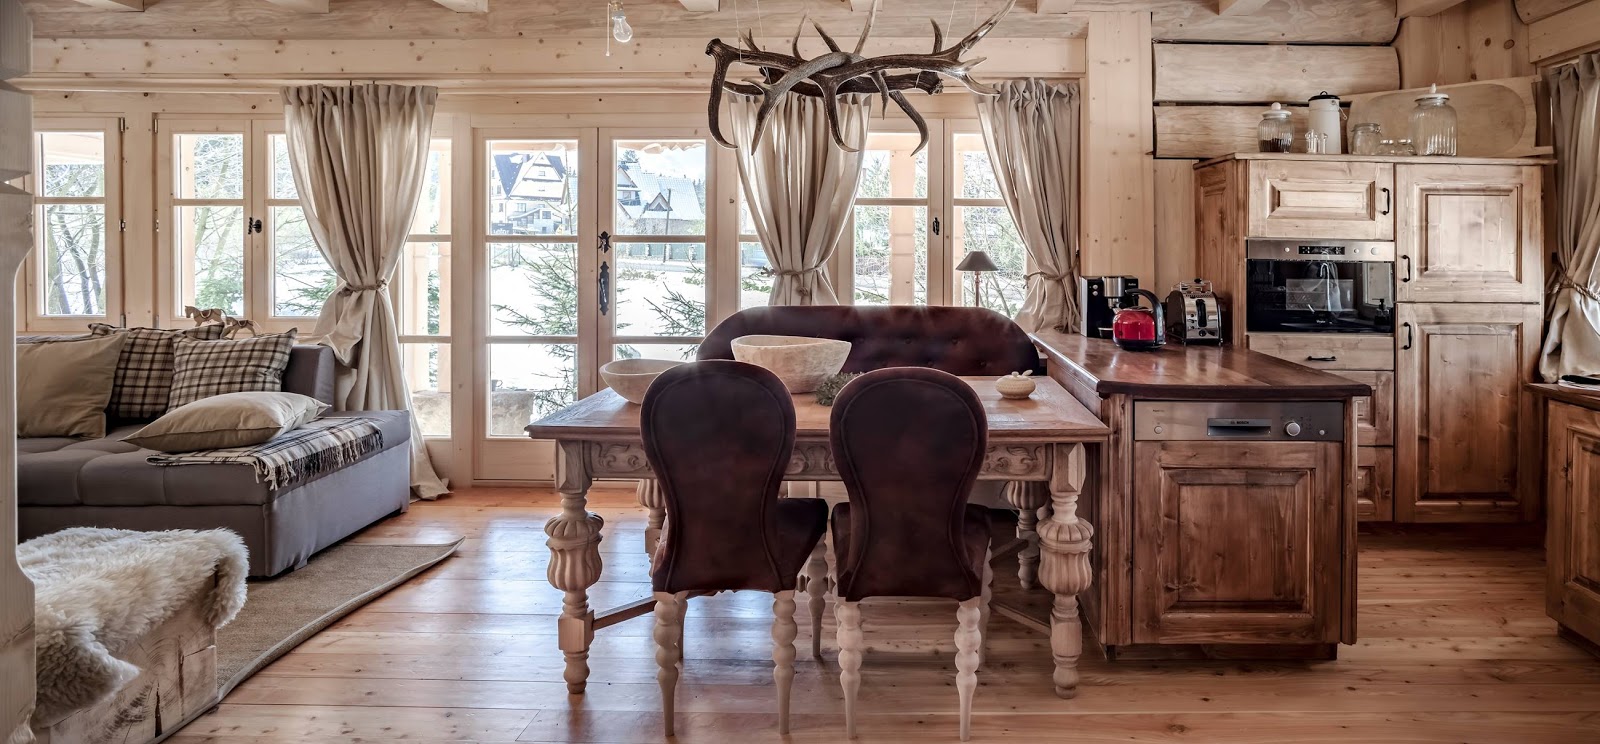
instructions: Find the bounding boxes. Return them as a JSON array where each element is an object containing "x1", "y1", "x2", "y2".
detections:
[{"x1": 698, "y1": 306, "x2": 1045, "y2": 377}]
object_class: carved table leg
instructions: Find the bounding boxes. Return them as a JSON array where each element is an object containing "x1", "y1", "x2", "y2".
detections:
[
  {"x1": 545, "y1": 440, "x2": 605, "y2": 694},
  {"x1": 1003, "y1": 481, "x2": 1049, "y2": 589},
  {"x1": 636, "y1": 478, "x2": 665, "y2": 557},
  {"x1": 803, "y1": 537, "x2": 829, "y2": 657},
  {"x1": 1036, "y1": 442, "x2": 1092, "y2": 699}
]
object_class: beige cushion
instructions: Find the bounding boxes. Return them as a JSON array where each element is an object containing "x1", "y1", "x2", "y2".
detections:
[
  {"x1": 125, "y1": 391, "x2": 328, "y2": 453},
  {"x1": 17, "y1": 334, "x2": 128, "y2": 439}
]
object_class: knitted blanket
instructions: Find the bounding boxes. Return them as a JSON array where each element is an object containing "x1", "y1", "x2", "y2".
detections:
[
  {"x1": 19, "y1": 528, "x2": 248, "y2": 726},
  {"x1": 146, "y1": 416, "x2": 384, "y2": 489}
]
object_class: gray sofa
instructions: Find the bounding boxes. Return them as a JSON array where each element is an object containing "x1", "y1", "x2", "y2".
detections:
[{"x1": 17, "y1": 345, "x2": 412, "y2": 577}]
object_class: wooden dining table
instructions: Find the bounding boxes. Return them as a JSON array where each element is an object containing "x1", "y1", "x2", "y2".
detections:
[{"x1": 525, "y1": 375, "x2": 1110, "y2": 699}]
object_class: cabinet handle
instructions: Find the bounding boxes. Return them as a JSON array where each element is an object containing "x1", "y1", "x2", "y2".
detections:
[
  {"x1": 1401, "y1": 254, "x2": 1413, "y2": 283},
  {"x1": 1380, "y1": 187, "x2": 1392, "y2": 216},
  {"x1": 1307, "y1": 355, "x2": 1337, "y2": 362},
  {"x1": 1402, "y1": 322, "x2": 1414, "y2": 351}
]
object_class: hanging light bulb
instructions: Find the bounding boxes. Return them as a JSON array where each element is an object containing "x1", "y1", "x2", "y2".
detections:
[{"x1": 610, "y1": 2, "x2": 634, "y2": 43}]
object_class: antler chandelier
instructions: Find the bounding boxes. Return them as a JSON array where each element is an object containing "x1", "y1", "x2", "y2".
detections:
[{"x1": 706, "y1": 0, "x2": 1017, "y2": 155}]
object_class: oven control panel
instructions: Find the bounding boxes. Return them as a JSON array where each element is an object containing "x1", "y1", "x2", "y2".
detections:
[
  {"x1": 1245, "y1": 239, "x2": 1396, "y2": 263},
  {"x1": 1133, "y1": 401, "x2": 1346, "y2": 442}
]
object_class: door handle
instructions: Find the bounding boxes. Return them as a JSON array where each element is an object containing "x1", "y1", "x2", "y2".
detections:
[
  {"x1": 931, "y1": 217, "x2": 942, "y2": 236},
  {"x1": 248, "y1": 217, "x2": 263, "y2": 235},
  {"x1": 599, "y1": 261, "x2": 611, "y2": 316},
  {"x1": 1401, "y1": 254, "x2": 1413, "y2": 283},
  {"x1": 1380, "y1": 187, "x2": 1392, "y2": 216},
  {"x1": 1402, "y1": 322, "x2": 1414, "y2": 350},
  {"x1": 1307, "y1": 355, "x2": 1337, "y2": 362},
  {"x1": 598, "y1": 231, "x2": 611, "y2": 254}
]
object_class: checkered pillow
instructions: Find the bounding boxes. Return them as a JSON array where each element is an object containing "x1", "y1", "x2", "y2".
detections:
[
  {"x1": 168, "y1": 330, "x2": 299, "y2": 411},
  {"x1": 88, "y1": 323, "x2": 229, "y2": 419}
]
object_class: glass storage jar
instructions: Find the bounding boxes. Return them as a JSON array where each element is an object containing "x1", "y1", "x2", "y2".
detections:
[
  {"x1": 1350, "y1": 123, "x2": 1382, "y2": 155},
  {"x1": 1409, "y1": 84, "x2": 1458, "y2": 156},
  {"x1": 1394, "y1": 138, "x2": 1417, "y2": 156},
  {"x1": 1257, "y1": 103, "x2": 1294, "y2": 153}
]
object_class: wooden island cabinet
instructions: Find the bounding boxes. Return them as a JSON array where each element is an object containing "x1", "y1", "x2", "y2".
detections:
[{"x1": 1530, "y1": 385, "x2": 1600, "y2": 658}]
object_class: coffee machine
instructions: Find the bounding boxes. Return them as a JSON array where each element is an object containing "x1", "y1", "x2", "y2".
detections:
[{"x1": 1078, "y1": 276, "x2": 1140, "y2": 339}]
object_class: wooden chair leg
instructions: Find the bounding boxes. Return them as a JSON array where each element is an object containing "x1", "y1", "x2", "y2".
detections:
[
  {"x1": 804, "y1": 538, "x2": 829, "y2": 657},
  {"x1": 979, "y1": 547, "x2": 993, "y2": 667},
  {"x1": 771, "y1": 590, "x2": 798, "y2": 734},
  {"x1": 653, "y1": 591, "x2": 688, "y2": 738},
  {"x1": 835, "y1": 600, "x2": 864, "y2": 739},
  {"x1": 955, "y1": 597, "x2": 982, "y2": 742}
]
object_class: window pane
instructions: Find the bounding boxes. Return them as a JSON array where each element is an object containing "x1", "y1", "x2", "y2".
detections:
[
  {"x1": 489, "y1": 140, "x2": 578, "y2": 236},
  {"x1": 740, "y1": 241, "x2": 772, "y2": 309},
  {"x1": 614, "y1": 140, "x2": 706, "y2": 237},
  {"x1": 856, "y1": 133, "x2": 927, "y2": 199},
  {"x1": 271, "y1": 206, "x2": 335, "y2": 317},
  {"x1": 175, "y1": 133, "x2": 244, "y2": 200},
  {"x1": 739, "y1": 199, "x2": 756, "y2": 235},
  {"x1": 411, "y1": 138, "x2": 452, "y2": 236},
  {"x1": 38, "y1": 203, "x2": 106, "y2": 316},
  {"x1": 175, "y1": 205, "x2": 245, "y2": 316},
  {"x1": 403, "y1": 342, "x2": 451, "y2": 437},
  {"x1": 954, "y1": 132, "x2": 1002, "y2": 200},
  {"x1": 613, "y1": 343, "x2": 698, "y2": 363},
  {"x1": 39, "y1": 132, "x2": 104, "y2": 198},
  {"x1": 956, "y1": 206, "x2": 1026, "y2": 317},
  {"x1": 399, "y1": 241, "x2": 450, "y2": 336},
  {"x1": 489, "y1": 242, "x2": 577, "y2": 337},
  {"x1": 490, "y1": 343, "x2": 576, "y2": 435},
  {"x1": 614, "y1": 242, "x2": 706, "y2": 338},
  {"x1": 853, "y1": 205, "x2": 926, "y2": 306},
  {"x1": 270, "y1": 134, "x2": 297, "y2": 200}
]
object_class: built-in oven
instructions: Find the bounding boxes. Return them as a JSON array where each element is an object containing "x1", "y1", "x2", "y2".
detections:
[{"x1": 1246, "y1": 239, "x2": 1396, "y2": 334}]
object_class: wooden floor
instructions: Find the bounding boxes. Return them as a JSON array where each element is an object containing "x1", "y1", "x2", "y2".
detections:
[{"x1": 170, "y1": 486, "x2": 1600, "y2": 743}]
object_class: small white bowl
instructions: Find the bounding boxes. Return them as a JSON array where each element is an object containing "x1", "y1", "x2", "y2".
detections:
[
  {"x1": 730, "y1": 334, "x2": 852, "y2": 393},
  {"x1": 601, "y1": 358, "x2": 685, "y2": 405}
]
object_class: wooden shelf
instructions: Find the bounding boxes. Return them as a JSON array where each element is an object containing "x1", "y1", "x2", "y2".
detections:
[{"x1": 1196, "y1": 152, "x2": 1555, "y2": 168}]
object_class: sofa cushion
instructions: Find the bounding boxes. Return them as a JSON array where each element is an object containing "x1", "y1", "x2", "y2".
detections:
[
  {"x1": 126, "y1": 391, "x2": 328, "y2": 453},
  {"x1": 169, "y1": 330, "x2": 298, "y2": 410},
  {"x1": 89, "y1": 323, "x2": 230, "y2": 419},
  {"x1": 18, "y1": 334, "x2": 127, "y2": 439},
  {"x1": 17, "y1": 411, "x2": 411, "y2": 508}
]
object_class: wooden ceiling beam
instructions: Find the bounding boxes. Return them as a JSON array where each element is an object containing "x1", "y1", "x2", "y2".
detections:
[
  {"x1": 263, "y1": 0, "x2": 329, "y2": 12},
  {"x1": 1038, "y1": 1, "x2": 1078, "y2": 13},
  {"x1": 429, "y1": 0, "x2": 487, "y2": 11},
  {"x1": 72, "y1": 0, "x2": 144, "y2": 9},
  {"x1": 1216, "y1": 0, "x2": 1271, "y2": 14},
  {"x1": 1396, "y1": 0, "x2": 1470, "y2": 17},
  {"x1": 677, "y1": 0, "x2": 719, "y2": 10}
]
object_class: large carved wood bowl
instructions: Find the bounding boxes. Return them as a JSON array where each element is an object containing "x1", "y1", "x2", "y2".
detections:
[
  {"x1": 730, "y1": 335, "x2": 852, "y2": 393},
  {"x1": 600, "y1": 358, "x2": 685, "y2": 405}
]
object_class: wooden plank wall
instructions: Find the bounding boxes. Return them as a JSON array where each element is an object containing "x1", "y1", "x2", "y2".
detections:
[
  {"x1": 1082, "y1": 11, "x2": 1155, "y2": 288},
  {"x1": 1393, "y1": 0, "x2": 1537, "y2": 87},
  {"x1": 1525, "y1": 0, "x2": 1600, "y2": 63}
]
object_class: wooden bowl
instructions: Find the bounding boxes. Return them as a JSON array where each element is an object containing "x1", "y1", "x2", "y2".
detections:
[
  {"x1": 730, "y1": 335, "x2": 852, "y2": 393},
  {"x1": 600, "y1": 358, "x2": 685, "y2": 405}
]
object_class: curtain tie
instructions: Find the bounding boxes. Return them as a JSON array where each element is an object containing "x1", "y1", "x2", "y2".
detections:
[
  {"x1": 765, "y1": 267, "x2": 821, "y2": 298},
  {"x1": 1025, "y1": 271, "x2": 1070, "y2": 283},
  {"x1": 341, "y1": 280, "x2": 390, "y2": 294}
]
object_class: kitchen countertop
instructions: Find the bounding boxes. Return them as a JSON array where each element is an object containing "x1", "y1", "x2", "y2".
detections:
[
  {"x1": 1527, "y1": 383, "x2": 1600, "y2": 410},
  {"x1": 1197, "y1": 153, "x2": 1556, "y2": 168},
  {"x1": 1031, "y1": 330, "x2": 1371, "y2": 400}
]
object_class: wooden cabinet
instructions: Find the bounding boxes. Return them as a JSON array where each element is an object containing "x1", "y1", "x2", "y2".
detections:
[
  {"x1": 1395, "y1": 302, "x2": 1541, "y2": 522},
  {"x1": 1340, "y1": 370, "x2": 1393, "y2": 447},
  {"x1": 1132, "y1": 440, "x2": 1345, "y2": 644},
  {"x1": 1541, "y1": 397, "x2": 1600, "y2": 655},
  {"x1": 1395, "y1": 164, "x2": 1544, "y2": 304},
  {"x1": 1356, "y1": 446, "x2": 1394, "y2": 522},
  {"x1": 1247, "y1": 160, "x2": 1394, "y2": 240},
  {"x1": 1247, "y1": 333, "x2": 1396, "y2": 373}
]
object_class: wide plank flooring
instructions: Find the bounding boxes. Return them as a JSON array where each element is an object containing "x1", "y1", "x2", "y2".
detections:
[{"x1": 172, "y1": 487, "x2": 1600, "y2": 743}]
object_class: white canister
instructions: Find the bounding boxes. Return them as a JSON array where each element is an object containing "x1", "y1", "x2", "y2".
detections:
[{"x1": 1308, "y1": 91, "x2": 1343, "y2": 154}]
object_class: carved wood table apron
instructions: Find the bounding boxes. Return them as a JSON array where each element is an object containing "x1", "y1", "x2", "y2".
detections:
[{"x1": 526, "y1": 376, "x2": 1109, "y2": 698}]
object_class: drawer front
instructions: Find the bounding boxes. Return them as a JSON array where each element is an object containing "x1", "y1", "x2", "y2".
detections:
[
  {"x1": 1330, "y1": 370, "x2": 1393, "y2": 446},
  {"x1": 1356, "y1": 446, "x2": 1395, "y2": 522},
  {"x1": 1248, "y1": 333, "x2": 1396, "y2": 371},
  {"x1": 1248, "y1": 160, "x2": 1395, "y2": 240}
]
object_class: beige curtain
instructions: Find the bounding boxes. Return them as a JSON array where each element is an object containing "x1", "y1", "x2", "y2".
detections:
[
  {"x1": 281, "y1": 83, "x2": 448, "y2": 499},
  {"x1": 729, "y1": 93, "x2": 871, "y2": 306},
  {"x1": 1540, "y1": 53, "x2": 1600, "y2": 381},
  {"x1": 975, "y1": 79, "x2": 1081, "y2": 333}
]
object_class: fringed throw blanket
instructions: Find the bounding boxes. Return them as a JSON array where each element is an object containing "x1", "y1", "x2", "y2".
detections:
[{"x1": 147, "y1": 416, "x2": 385, "y2": 488}]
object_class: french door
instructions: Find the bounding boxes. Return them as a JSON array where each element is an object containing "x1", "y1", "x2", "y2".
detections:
[{"x1": 475, "y1": 125, "x2": 720, "y2": 480}]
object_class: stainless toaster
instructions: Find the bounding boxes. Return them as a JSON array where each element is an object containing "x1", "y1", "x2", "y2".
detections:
[{"x1": 1164, "y1": 279, "x2": 1225, "y2": 345}]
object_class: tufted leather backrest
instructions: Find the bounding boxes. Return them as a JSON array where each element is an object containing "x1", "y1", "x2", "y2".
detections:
[
  {"x1": 698, "y1": 306, "x2": 1044, "y2": 377},
  {"x1": 641, "y1": 360, "x2": 798, "y2": 594},
  {"x1": 831, "y1": 367, "x2": 989, "y2": 602}
]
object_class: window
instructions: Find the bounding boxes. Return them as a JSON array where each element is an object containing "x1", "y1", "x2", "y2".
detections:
[
  {"x1": 737, "y1": 199, "x2": 771, "y2": 309},
  {"x1": 30, "y1": 122, "x2": 121, "y2": 328},
  {"x1": 951, "y1": 131, "x2": 1026, "y2": 315},
  {"x1": 606, "y1": 138, "x2": 709, "y2": 362},
  {"x1": 397, "y1": 137, "x2": 454, "y2": 438},
  {"x1": 851, "y1": 131, "x2": 931, "y2": 306}
]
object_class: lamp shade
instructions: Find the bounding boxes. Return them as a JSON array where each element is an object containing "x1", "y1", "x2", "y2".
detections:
[{"x1": 955, "y1": 250, "x2": 999, "y2": 272}]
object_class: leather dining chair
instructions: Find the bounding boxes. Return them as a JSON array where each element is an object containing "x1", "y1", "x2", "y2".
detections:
[
  {"x1": 828, "y1": 367, "x2": 994, "y2": 741},
  {"x1": 641, "y1": 360, "x2": 829, "y2": 737}
]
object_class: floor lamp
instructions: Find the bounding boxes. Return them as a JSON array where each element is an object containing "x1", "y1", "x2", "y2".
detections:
[{"x1": 955, "y1": 250, "x2": 999, "y2": 308}]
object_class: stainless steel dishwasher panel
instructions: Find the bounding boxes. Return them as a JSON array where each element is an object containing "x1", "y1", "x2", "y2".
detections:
[{"x1": 1133, "y1": 401, "x2": 1345, "y2": 442}]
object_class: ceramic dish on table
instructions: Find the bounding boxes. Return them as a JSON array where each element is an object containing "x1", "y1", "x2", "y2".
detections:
[
  {"x1": 600, "y1": 358, "x2": 685, "y2": 404},
  {"x1": 729, "y1": 335, "x2": 852, "y2": 393}
]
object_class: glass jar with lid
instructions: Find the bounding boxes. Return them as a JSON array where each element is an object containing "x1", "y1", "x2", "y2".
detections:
[
  {"x1": 1394, "y1": 138, "x2": 1418, "y2": 156},
  {"x1": 1257, "y1": 103, "x2": 1294, "y2": 153},
  {"x1": 1350, "y1": 123, "x2": 1382, "y2": 156},
  {"x1": 1409, "y1": 84, "x2": 1458, "y2": 156}
]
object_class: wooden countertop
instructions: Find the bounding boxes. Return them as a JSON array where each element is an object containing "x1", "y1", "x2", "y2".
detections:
[
  {"x1": 1527, "y1": 383, "x2": 1600, "y2": 411},
  {"x1": 1031, "y1": 330, "x2": 1371, "y2": 400},
  {"x1": 1197, "y1": 153, "x2": 1556, "y2": 168}
]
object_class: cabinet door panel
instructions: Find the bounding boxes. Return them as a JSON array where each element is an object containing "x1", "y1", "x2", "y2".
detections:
[
  {"x1": 1356, "y1": 446, "x2": 1394, "y2": 522},
  {"x1": 1247, "y1": 160, "x2": 1394, "y2": 240},
  {"x1": 1395, "y1": 302, "x2": 1540, "y2": 522},
  {"x1": 1133, "y1": 440, "x2": 1343, "y2": 644},
  {"x1": 1333, "y1": 370, "x2": 1393, "y2": 446},
  {"x1": 1546, "y1": 402, "x2": 1600, "y2": 645},
  {"x1": 1395, "y1": 164, "x2": 1542, "y2": 303}
]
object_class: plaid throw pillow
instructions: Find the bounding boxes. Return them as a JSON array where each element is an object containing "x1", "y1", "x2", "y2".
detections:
[
  {"x1": 168, "y1": 330, "x2": 298, "y2": 411},
  {"x1": 88, "y1": 323, "x2": 229, "y2": 419}
]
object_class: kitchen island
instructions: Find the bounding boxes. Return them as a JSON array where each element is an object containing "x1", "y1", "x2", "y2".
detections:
[{"x1": 1025, "y1": 330, "x2": 1369, "y2": 660}]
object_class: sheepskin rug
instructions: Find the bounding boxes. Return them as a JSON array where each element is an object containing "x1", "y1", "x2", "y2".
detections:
[{"x1": 18, "y1": 527, "x2": 248, "y2": 726}]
